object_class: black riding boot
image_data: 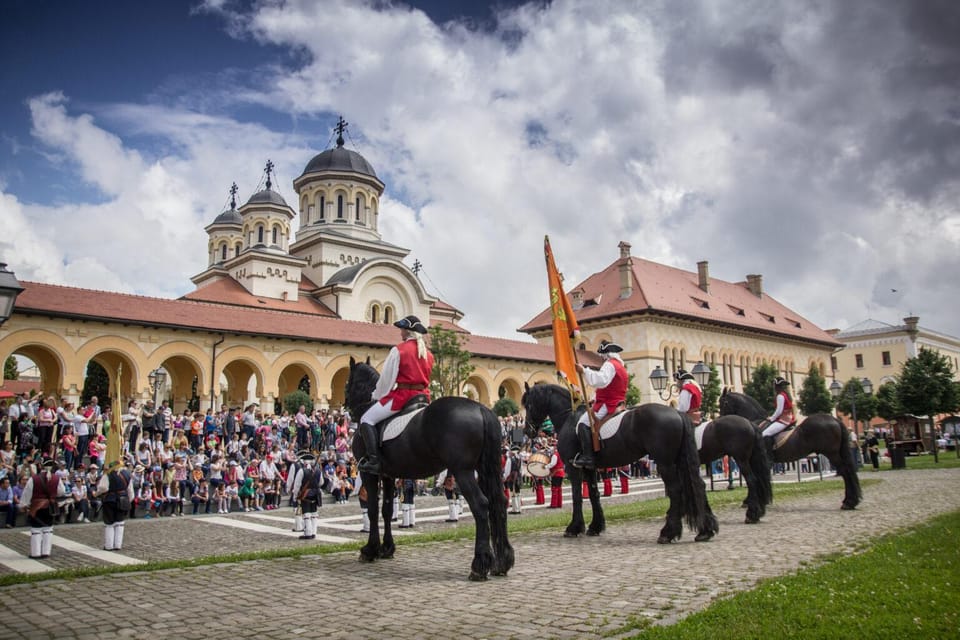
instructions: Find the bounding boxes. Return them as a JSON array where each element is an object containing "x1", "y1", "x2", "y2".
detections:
[
  {"x1": 573, "y1": 424, "x2": 596, "y2": 470},
  {"x1": 358, "y1": 422, "x2": 381, "y2": 475},
  {"x1": 763, "y1": 435, "x2": 775, "y2": 464}
]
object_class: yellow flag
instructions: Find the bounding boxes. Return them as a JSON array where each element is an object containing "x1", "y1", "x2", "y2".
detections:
[{"x1": 544, "y1": 236, "x2": 581, "y2": 396}]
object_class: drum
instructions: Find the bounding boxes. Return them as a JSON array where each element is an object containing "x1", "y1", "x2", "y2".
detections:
[{"x1": 526, "y1": 452, "x2": 552, "y2": 478}]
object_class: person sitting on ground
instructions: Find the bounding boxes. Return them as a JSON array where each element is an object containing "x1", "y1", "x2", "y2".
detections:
[{"x1": 191, "y1": 479, "x2": 210, "y2": 515}]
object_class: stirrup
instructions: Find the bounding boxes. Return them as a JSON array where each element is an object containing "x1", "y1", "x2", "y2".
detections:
[
  {"x1": 359, "y1": 456, "x2": 381, "y2": 474},
  {"x1": 572, "y1": 453, "x2": 595, "y2": 470}
]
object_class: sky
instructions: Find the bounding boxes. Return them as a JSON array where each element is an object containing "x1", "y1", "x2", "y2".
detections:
[{"x1": 1, "y1": 0, "x2": 959, "y2": 343}]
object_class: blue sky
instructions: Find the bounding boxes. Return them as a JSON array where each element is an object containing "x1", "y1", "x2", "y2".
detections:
[{"x1": 1, "y1": 0, "x2": 958, "y2": 341}]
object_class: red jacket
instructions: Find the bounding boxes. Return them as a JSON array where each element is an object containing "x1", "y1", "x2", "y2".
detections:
[
  {"x1": 681, "y1": 381, "x2": 702, "y2": 411},
  {"x1": 593, "y1": 358, "x2": 628, "y2": 414},
  {"x1": 381, "y1": 339, "x2": 435, "y2": 410}
]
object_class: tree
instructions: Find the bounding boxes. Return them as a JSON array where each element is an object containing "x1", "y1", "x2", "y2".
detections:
[
  {"x1": 798, "y1": 365, "x2": 833, "y2": 415},
  {"x1": 625, "y1": 374, "x2": 641, "y2": 407},
  {"x1": 429, "y1": 326, "x2": 475, "y2": 398},
  {"x1": 283, "y1": 389, "x2": 313, "y2": 416},
  {"x1": 874, "y1": 380, "x2": 902, "y2": 421},
  {"x1": 81, "y1": 360, "x2": 110, "y2": 406},
  {"x1": 700, "y1": 364, "x2": 722, "y2": 419},
  {"x1": 898, "y1": 347, "x2": 959, "y2": 462},
  {"x1": 743, "y1": 362, "x2": 780, "y2": 413},
  {"x1": 834, "y1": 377, "x2": 877, "y2": 433},
  {"x1": 3, "y1": 356, "x2": 18, "y2": 381},
  {"x1": 493, "y1": 396, "x2": 519, "y2": 417}
]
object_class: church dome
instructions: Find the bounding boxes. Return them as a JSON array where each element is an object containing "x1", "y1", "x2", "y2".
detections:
[
  {"x1": 212, "y1": 207, "x2": 242, "y2": 225},
  {"x1": 302, "y1": 142, "x2": 377, "y2": 179},
  {"x1": 245, "y1": 188, "x2": 289, "y2": 207}
]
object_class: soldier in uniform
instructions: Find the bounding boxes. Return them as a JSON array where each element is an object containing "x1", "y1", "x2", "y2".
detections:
[
  {"x1": 291, "y1": 453, "x2": 320, "y2": 540},
  {"x1": 399, "y1": 478, "x2": 416, "y2": 528},
  {"x1": 618, "y1": 465, "x2": 631, "y2": 494},
  {"x1": 675, "y1": 369, "x2": 703, "y2": 424},
  {"x1": 20, "y1": 459, "x2": 67, "y2": 559},
  {"x1": 358, "y1": 315, "x2": 434, "y2": 475},
  {"x1": 545, "y1": 438, "x2": 565, "y2": 509},
  {"x1": 573, "y1": 340, "x2": 628, "y2": 469},
  {"x1": 98, "y1": 459, "x2": 135, "y2": 551},
  {"x1": 440, "y1": 470, "x2": 461, "y2": 522},
  {"x1": 505, "y1": 445, "x2": 522, "y2": 514},
  {"x1": 762, "y1": 377, "x2": 796, "y2": 459}
]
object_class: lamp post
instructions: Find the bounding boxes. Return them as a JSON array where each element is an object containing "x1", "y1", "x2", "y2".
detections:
[
  {"x1": 148, "y1": 368, "x2": 167, "y2": 407},
  {"x1": 830, "y1": 377, "x2": 873, "y2": 436},
  {"x1": 649, "y1": 360, "x2": 711, "y2": 400},
  {"x1": 0, "y1": 263, "x2": 24, "y2": 326}
]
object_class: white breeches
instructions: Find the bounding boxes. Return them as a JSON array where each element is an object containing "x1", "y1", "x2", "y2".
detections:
[{"x1": 763, "y1": 420, "x2": 790, "y2": 438}]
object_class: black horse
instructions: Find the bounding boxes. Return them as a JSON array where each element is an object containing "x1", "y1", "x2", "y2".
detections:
[
  {"x1": 344, "y1": 357, "x2": 514, "y2": 581},
  {"x1": 697, "y1": 414, "x2": 773, "y2": 523},
  {"x1": 718, "y1": 389, "x2": 862, "y2": 510},
  {"x1": 521, "y1": 383, "x2": 719, "y2": 543}
]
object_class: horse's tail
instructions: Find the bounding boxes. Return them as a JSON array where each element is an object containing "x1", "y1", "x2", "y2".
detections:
[
  {"x1": 677, "y1": 413, "x2": 718, "y2": 535},
  {"x1": 479, "y1": 405, "x2": 514, "y2": 575},
  {"x1": 750, "y1": 425, "x2": 774, "y2": 506},
  {"x1": 836, "y1": 420, "x2": 863, "y2": 508}
]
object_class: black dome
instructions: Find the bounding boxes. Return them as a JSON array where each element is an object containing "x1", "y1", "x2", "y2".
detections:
[
  {"x1": 302, "y1": 146, "x2": 377, "y2": 179},
  {"x1": 245, "y1": 188, "x2": 288, "y2": 207},
  {"x1": 212, "y1": 208, "x2": 242, "y2": 225}
]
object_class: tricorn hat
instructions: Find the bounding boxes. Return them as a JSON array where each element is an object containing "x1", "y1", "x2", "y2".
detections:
[
  {"x1": 673, "y1": 368, "x2": 694, "y2": 382},
  {"x1": 394, "y1": 315, "x2": 428, "y2": 334},
  {"x1": 597, "y1": 340, "x2": 623, "y2": 355},
  {"x1": 774, "y1": 376, "x2": 790, "y2": 387}
]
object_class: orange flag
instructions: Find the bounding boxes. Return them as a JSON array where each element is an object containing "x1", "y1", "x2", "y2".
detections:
[{"x1": 544, "y1": 236, "x2": 581, "y2": 397}]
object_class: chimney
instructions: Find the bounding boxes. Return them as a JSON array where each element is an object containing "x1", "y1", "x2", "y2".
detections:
[
  {"x1": 697, "y1": 261, "x2": 710, "y2": 293},
  {"x1": 746, "y1": 274, "x2": 763, "y2": 297},
  {"x1": 571, "y1": 288, "x2": 583, "y2": 307},
  {"x1": 617, "y1": 241, "x2": 633, "y2": 299}
]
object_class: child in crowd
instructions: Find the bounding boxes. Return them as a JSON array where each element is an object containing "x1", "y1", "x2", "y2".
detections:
[
  {"x1": 166, "y1": 480, "x2": 183, "y2": 516},
  {"x1": 191, "y1": 479, "x2": 210, "y2": 515},
  {"x1": 150, "y1": 478, "x2": 165, "y2": 518},
  {"x1": 214, "y1": 482, "x2": 228, "y2": 514},
  {"x1": 137, "y1": 480, "x2": 153, "y2": 518},
  {"x1": 238, "y1": 474, "x2": 255, "y2": 512},
  {"x1": 224, "y1": 478, "x2": 240, "y2": 513}
]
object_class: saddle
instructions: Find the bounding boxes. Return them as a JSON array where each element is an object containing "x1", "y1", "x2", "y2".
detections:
[
  {"x1": 765, "y1": 422, "x2": 798, "y2": 449},
  {"x1": 375, "y1": 395, "x2": 430, "y2": 444}
]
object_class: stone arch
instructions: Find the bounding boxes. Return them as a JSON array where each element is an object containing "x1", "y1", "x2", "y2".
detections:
[
  {"x1": 148, "y1": 343, "x2": 210, "y2": 413},
  {"x1": 215, "y1": 345, "x2": 269, "y2": 408},
  {"x1": 76, "y1": 336, "x2": 147, "y2": 399},
  {"x1": 464, "y1": 373, "x2": 494, "y2": 406},
  {"x1": 0, "y1": 328, "x2": 73, "y2": 398},
  {"x1": 493, "y1": 370, "x2": 524, "y2": 405},
  {"x1": 272, "y1": 351, "x2": 321, "y2": 406}
]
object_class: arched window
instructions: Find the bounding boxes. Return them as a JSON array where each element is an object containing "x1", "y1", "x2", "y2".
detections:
[
  {"x1": 383, "y1": 306, "x2": 394, "y2": 324},
  {"x1": 234, "y1": 243, "x2": 241, "y2": 257},
  {"x1": 370, "y1": 304, "x2": 380, "y2": 323},
  {"x1": 257, "y1": 225, "x2": 264, "y2": 244},
  {"x1": 272, "y1": 226, "x2": 278, "y2": 245},
  {"x1": 221, "y1": 244, "x2": 227, "y2": 261},
  {"x1": 319, "y1": 195, "x2": 325, "y2": 220},
  {"x1": 337, "y1": 195, "x2": 344, "y2": 219},
  {"x1": 355, "y1": 196, "x2": 362, "y2": 222}
]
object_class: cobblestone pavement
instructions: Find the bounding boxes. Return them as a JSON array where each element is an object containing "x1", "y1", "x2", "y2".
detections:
[{"x1": 1, "y1": 468, "x2": 958, "y2": 639}]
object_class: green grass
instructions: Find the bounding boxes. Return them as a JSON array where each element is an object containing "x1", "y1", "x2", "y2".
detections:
[
  {"x1": 884, "y1": 452, "x2": 960, "y2": 470},
  {"x1": 0, "y1": 477, "x2": 876, "y2": 587},
  {"x1": 618, "y1": 509, "x2": 960, "y2": 639}
]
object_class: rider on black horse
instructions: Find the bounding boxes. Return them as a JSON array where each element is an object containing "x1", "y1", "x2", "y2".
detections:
[
  {"x1": 761, "y1": 376, "x2": 796, "y2": 461},
  {"x1": 675, "y1": 368, "x2": 703, "y2": 425},
  {"x1": 572, "y1": 340, "x2": 628, "y2": 470},
  {"x1": 357, "y1": 315, "x2": 434, "y2": 475}
]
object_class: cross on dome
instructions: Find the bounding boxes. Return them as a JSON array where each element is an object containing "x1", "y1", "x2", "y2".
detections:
[
  {"x1": 229, "y1": 182, "x2": 238, "y2": 209},
  {"x1": 335, "y1": 116, "x2": 349, "y2": 148},
  {"x1": 264, "y1": 160, "x2": 274, "y2": 191}
]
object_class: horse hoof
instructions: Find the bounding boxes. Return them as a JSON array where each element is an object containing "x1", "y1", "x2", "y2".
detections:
[
  {"x1": 379, "y1": 550, "x2": 395, "y2": 559},
  {"x1": 468, "y1": 571, "x2": 488, "y2": 582},
  {"x1": 358, "y1": 553, "x2": 376, "y2": 563},
  {"x1": 563, "y1": 531, "x2": 582, "y2": 538},
  {"x1": 694, "y1": 532, "x2": 715, "y2": 542},
  {"x1": 841, "y1": 503, "x2": 856, "y2": 511},
  {"x1": 744, "y1": 517, "x2": 760, "y2": 524},
  {"x1": 657, "y1": 535, "x2": 677, "y2": 544},
  {"x1": 586, "y1": 529, "x2": 601, "y2": 537}
]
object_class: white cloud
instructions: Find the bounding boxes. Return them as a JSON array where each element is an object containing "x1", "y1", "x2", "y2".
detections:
[{"x1": 3, "y1": 0, "x2": 959, "y2": 340}]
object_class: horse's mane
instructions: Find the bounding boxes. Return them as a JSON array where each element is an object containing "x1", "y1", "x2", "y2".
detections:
[{"x1": 727, "y1": 391, "x2": 766, "y2": 415}]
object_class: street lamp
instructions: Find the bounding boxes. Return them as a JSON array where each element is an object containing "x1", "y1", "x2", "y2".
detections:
[
  {"x1": 830, "y1": 377, "x2": 873, "y2": 435},
  {"x1": 0, "y1": 263, "x2": 24, "y2": 326},
  {"x1": 649, "y1": 360, "x2": 711, "y2": 400},
  {"x1": 148, "y1": 368, "x2": 167, "y2": 406}
]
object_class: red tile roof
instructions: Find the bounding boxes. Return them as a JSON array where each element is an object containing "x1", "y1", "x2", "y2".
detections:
[
  {"x1": 13, "y1": 281, "x2": 567, "y2": 365},
  {"x1": 519, "y1": 257, "x2": 841, "y2": 348},
  {"x1": 181, "y1": 278, "x2": 338, "y2": 317}
]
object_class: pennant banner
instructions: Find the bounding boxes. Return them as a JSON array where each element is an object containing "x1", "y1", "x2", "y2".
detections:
[{"x1": 544, "y1": 236, "x2": 581, "y2": 397}]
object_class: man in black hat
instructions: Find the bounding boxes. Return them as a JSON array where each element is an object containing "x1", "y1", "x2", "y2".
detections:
[
  {"x1": 761, "y1": 377, "x2": 796, "y2": 459},
  {"x1": 291, "y1": 453, "x2": 321, "y2": 540},
  {"x1": 98, "y1": 459, "x2": 134, "y2": 550},
  {"x1": 573, "y1": 340, "x2": 628, "y2": 469},
  {"x1": 357, "y1": 315, "x2": 435, "y2": 475},
  {"x1": 674, "y1": 368, "x2": 703, "y2": 424},
  {"x1": 20, "y1": 458, "x2": 67, "y2": 558}
]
